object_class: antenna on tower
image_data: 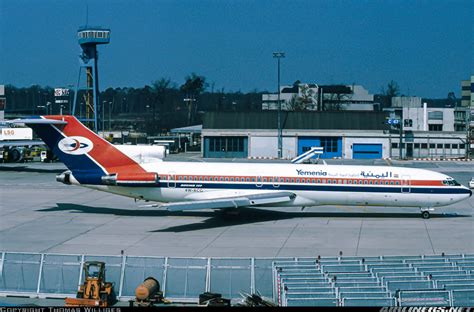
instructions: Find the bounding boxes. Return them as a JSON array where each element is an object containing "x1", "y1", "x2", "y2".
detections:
[{"x1": 85, "y1": 4, "x2": 89, "y2": 26}]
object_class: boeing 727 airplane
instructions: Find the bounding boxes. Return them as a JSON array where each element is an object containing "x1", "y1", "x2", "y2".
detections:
[{"x1": 12, "y1": 115, "x2": 472, "y2": 219}]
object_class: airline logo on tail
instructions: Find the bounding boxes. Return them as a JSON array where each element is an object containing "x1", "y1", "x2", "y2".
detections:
[{"x1": 58, "y1": 136, "x2": 93, "y2": 155}]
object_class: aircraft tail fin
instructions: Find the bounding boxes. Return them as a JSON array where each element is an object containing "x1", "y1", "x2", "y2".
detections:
[{"x1": 13, "y1": 115, "x2": 147, "y2": 184}]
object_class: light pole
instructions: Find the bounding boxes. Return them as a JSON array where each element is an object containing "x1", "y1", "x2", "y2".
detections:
[
  {"x1": 399, "y1": 108, "x2": 403, "y2": 160},
  {"x1": 46, "y1": 102, "x2": 51, "y2": 115},
  {"x1": 102, "y1": 100, "x2": 107, "y2": 134},
  {"x1": 109, "y1": 101, "x2": 112, "y2": 131},
  {"x1": 273, "y1": 51, "x2": 285, "y2": 158}
]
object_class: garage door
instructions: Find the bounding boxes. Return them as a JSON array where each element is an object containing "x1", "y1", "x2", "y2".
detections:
[
  {"x1": 353, "y1": 144, "x2": 382, "y2": 159},
  {"x1": 298, "y1": 137, "x2": 342, "y2": 159}
]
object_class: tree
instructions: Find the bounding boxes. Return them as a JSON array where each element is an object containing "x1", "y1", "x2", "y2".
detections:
[
  {"x1": 447, "y1": 92, "x2": 456, "y2": 108},
  {"x1": 286, "y1": 84, "x2": 317, "y2": 111},
  {"x1": 323, "y1": 92, "x2": 350, "y2": 111},
  {"x1": 180, "y1": 73, "x2": 208, "y2": 125},
  {"x1": 379, "y1": 80, "x2": 401, "y2": 108},
  {"x1": 382, "y1": 80, "x2": 400, "y2": 98}
]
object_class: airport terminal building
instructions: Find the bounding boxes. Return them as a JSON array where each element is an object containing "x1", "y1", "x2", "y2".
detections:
[{"x1": 201, "y1": 110, "x2": 469, "y2": 159}]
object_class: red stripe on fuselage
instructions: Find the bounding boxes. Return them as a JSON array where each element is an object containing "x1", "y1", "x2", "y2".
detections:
[{"x1": 46, "y1": 115, "x2": 147, "y2": 175}]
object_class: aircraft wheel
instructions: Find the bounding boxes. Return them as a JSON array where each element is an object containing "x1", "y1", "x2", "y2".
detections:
[{"x1": 421, "y1": 211, "x2": 430, "y2": 219}]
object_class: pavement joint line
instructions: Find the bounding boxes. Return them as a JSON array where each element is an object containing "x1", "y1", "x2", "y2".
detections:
[
  {"x1": 423, "y1": 219, "x2": 436, "y2": 255},
  {"x1": 40, "y1": 214, "x2": 122, "y2": 254},
  {"x1": 275, "y1": 223, "x2": 299, "y2": 258},
  {"x1": 193, "y1": 222, "x2": 231, "y2": 257},
  {"x1": 355, "y1": 219, "x2": 364, "y2": 256},
  {"x1": 127, "y1": 231, "x2": 155, "y2": 254},
  {"x1": 0, "y1": 215, "x2": 50, "y2": 234}
]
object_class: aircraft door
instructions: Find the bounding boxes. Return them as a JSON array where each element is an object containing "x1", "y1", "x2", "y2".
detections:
[
  {"x1": 401, "y1": 175, "x2": 410, "y2": 193},
  {"x1": 168, "y1": 172, "x2": 176, "y2": 188},
  {"x1": 256, "y1": 176, "x2": 263, "y2": 188},
  {"x1": 273, "y1": 176, "x2": 280, "y2": 188}
]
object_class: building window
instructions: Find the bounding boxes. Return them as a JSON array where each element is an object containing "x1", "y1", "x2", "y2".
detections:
[
  {"x1": 414, "y1": 143, "x2": 420, "y2": 148},
  {"x1": 421, "y1": 143, "x2": 428, "y2": 149},
  {"x1": 404, "y1": 119, "x2": 413, "y2": 127},
  {"x1": 428, "y1": 111, "x2": 443, "y2": 120},
  {"x1": 320, "y1": 137, "x2": 338, "y2": 153},
  {"x1": 460, "y1": 144, "x2": 466, "y2": 149},
  {"x1": 444, "y1": 144, "x2": 450, "y2": 149},
  {"x1": 452, "y1": 144, "x2": 458, "y2": 149},
  {"x1": 208, "y1": 137, "x2": 245, "y2": 153},
  {"x1": 437, "y1": 144, "x2": 443, "y2": 149},
  {"x1": 391, "y1": 143, "x2": 398, "y2": 148},
  {"x1": 429, "y1": 143, "x2": 436, "y2": 148},
  {"x1": 428, "y1": 124, "x2": 443, "y2": 131}
]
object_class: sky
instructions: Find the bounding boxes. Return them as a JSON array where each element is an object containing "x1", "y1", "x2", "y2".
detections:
[{"x1": 1, "y1": 0, "x2": 473, "y2": 98}]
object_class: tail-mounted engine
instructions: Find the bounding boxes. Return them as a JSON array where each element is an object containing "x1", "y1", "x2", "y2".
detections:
[
  {"x1": 101, "y1": 172, "x2": 159, "y2": 187},
  {"x1": 56, "y1": 170, "x2": 72, "y2": 185}
]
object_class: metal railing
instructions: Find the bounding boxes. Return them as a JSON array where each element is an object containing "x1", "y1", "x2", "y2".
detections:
[{"x1": 0, "y1": 251, "x2": 281, "y2": 302}]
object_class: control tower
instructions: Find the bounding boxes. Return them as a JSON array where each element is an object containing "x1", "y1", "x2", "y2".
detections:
[{"x1": 72, "y1": 26, "x2": 110, "y2": 132}]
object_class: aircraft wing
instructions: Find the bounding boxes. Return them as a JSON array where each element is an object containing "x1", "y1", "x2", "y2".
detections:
[{"x1": 161, "y1": 191, "x2": 296, "y2": 211}]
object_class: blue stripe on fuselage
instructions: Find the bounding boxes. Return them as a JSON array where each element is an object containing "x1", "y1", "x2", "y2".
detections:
[{"x1": 155, "y1": 181, "x2": 471, "y2": 195}]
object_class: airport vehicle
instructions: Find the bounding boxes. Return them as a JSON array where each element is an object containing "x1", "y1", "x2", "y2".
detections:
[
  {"x1": 469, "y1": 177, "x2": 474, "y2": 189},
  {"x1": 65, "y1": 261, "x2": 114, "y2": 307},
  {"x1": 13, "y1": 115, "x2": 472, "y2": 219}
]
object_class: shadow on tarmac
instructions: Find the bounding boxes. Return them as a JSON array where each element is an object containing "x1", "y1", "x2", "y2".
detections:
[
  {"x1": 38, "y1": 203, "x2": 470, "y2": 233},
  {"x1": 0, "y1": 165, "x2": 64, "y2": 173}
]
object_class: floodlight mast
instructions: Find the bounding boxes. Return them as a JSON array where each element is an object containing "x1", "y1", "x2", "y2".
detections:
[{"x1": 273, "y1": 52, "x2": 285, "y2": 159}]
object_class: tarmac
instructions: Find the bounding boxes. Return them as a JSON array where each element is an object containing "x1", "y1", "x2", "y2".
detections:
[{"x1": 1, "y1": 155, "x2": 473, "y2": 258}]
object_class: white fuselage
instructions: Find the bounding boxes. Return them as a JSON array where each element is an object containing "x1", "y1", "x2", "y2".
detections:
[{"x1": 74, "y1": 162, "x2": 472, "y2": 209}]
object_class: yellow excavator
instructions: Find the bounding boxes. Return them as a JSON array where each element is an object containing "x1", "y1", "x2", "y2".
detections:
[{"x1": 65, "y1": 261, "x2": 115, "y2": 307}]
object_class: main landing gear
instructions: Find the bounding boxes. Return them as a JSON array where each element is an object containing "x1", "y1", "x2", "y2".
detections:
[{"x1": 420, "y1": 208, "x2": 433, "y2": 219}]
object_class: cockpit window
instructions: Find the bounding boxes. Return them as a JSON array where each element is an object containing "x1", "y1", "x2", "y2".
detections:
[{"x1": 443, "y1": 179, "x2": 460, "y2": 186}]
